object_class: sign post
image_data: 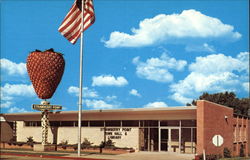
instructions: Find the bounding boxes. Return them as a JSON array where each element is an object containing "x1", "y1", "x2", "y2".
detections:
[{"x1": 33, "y1": 100, "x2": 62, "y2": 151}]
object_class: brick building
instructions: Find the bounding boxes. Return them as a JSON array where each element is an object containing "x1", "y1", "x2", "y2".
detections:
[{"x1": 0, "y1": 100, "x2": 249, "y2": 157}]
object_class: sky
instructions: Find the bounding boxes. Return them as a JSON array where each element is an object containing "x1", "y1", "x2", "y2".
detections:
[{"x1": 0, "y1": 0, "x2": 249, "y2": 113}]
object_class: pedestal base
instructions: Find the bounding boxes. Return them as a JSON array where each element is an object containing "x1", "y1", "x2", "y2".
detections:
[{"x1": 33, "y1": 144, "x2": 56, "y2": 152}]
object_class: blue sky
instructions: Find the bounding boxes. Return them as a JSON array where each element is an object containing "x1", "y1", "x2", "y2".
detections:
[{"x1": 1, "y1": 0, "x2": 249, "y2": 113}]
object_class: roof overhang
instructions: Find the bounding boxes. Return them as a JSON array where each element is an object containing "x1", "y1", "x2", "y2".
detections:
[{"x1": 1, "y1": 106, "x2": 197, "y2": 121}]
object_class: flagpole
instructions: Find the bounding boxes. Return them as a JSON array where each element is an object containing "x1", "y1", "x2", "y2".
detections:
[{"x1": 78, "y1": 0, "x2": 85, "y2": 157}]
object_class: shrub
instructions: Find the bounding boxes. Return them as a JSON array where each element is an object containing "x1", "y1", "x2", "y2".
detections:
[
  {"x1": 81, "y1": 138, "x2": 93, "y2": 149},
  {"x1": 100, "y1": 141, "x2": 105, "y2": 148},
  {"x1": 73, "y1": 144, "x2": 78, "y2": 151},
  {"x1": 59, "y1": 140, "x2": 68, "y2": 149},
  {"x1": 92, "y1": 145, "x2": 100, "y2": 149},
  {"x1": 197, "y1": 154, "x2": 221, "y2": 160},
  {"x1": 104, "y1": 138, "x2": 115, "y2": 149},
  {"x1": 26, "y1": 136, "x2": 34, "y2": 147},
  {"x1": 8, "y1": 137, "x2": 16, "y2": 145},
  {"x1": 16, "y1": 142, "x2": 24, "y2": 146},
  {"x1": 223, "y1": 147, "x2": 231, "y2": 158}
]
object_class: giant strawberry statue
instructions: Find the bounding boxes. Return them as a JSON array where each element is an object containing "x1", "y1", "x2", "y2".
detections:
[{"x1": 27, "y1": 48, "x2": 65, "y2": 100}]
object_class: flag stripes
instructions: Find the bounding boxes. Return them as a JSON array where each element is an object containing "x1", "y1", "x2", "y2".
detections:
[{"x1": 58, "y1": 0, "x2": 95, "y2": 44}]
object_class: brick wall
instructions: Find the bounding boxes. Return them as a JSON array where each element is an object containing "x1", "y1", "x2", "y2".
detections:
[
  {"x1": 196, "y1": 100, "x2": 234, "y2": 155},
  {"x1": 0, "y1": 122, "x2": 13, "y2": 142},
  {"x1": 232, "y1": 116, "x2": 250, "y2": 157},
  {"x1": 248, "y1": 120, "x2": 250, "y2": 156}
]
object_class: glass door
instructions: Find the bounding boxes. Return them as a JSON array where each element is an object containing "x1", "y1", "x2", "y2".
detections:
[
  {"x1": 160, "y1": 129, "x2": 169, "y2": 151},
  {"x1": 160, "y1": 128, "x2": 180, "y2": 152}
]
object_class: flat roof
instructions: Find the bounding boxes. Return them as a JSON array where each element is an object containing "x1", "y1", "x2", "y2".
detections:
[{"x1": 1, "y1": 106, "x2": 197, "y2": 121}]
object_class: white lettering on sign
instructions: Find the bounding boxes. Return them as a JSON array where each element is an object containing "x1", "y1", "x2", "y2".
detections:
[
  {"x1": 32, "y1": 104, "x2": 62, "y2": 111},
  {"x1": 212, "y1": 135, "x2": 224, "y2": 147}
]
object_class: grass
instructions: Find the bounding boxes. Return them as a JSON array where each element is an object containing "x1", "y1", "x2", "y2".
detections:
[
  {"x1": 55, "y1": 150, "x2": 116, "y2": 155},
  {"x1": 219, "y1": 158, "x2": 250, "y2": 160},
  {"x1": 1, "y1": 148, "x2": 116, "y2": 156},
  {"x1": 1, "y1": 150, "x2": 68, "y2": 157},
  {"x1": 1, "y1": 148, "x2": 33, "y2": 151}
]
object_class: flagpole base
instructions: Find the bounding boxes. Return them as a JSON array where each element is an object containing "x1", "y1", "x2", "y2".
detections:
[{"x1": 33, "y1": 144, "x2": 56, "y2": 152}]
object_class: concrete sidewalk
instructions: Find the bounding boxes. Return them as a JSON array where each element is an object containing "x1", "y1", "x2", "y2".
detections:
[
  {"x1": 1, "y1": 149, "x2": 195, "y2": 160},
  {"x1": 74, "y1": 152, "x2": 194, "y2": 160}
]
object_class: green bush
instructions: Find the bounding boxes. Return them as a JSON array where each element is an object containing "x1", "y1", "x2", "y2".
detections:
[
  {"x1": 197, "y1": 154, "x2": 221, "y2": 160},
  {"x1": 81, "y1": 138, "x2": 93, "y2": 149},
  {"x1": 59, "y1": 140, "x2": 68, "y2": 149},
  {"x1": 8, "y1": 137, "x2": 16, "y2": 145},
  {"x1": 16, "y1": 142, "x2": 25, "y2": 146},
  {"x1": 100, "y1": 141, "x2": 105, "y2": 148},
  {"x1": 223, "y1": 147, "x2": 231, "y2": 158},
  {"x1": 104, "y1": 138, "x2": 115, "y2": 149},
  {"x1": 26, "y1": 136, "x2": 34, "y2": 147},
  {"x1": 73, "y1": 144, "x2": 78, "y2": 150}
]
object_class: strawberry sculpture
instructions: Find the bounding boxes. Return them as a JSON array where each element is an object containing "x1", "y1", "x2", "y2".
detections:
[{"x1": 27, "y1": 49, "x2": 65, "y2": 100}]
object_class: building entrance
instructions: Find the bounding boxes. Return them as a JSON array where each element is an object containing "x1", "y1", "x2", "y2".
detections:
[
  {"x1": 160, "y1": 128, "x2": 180, "y2": 152},
  {"x1": 139, "y1": 120, "x2": 196, "y2": 153}
]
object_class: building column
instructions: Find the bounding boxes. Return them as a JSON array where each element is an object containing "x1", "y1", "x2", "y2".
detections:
[
  {"x1": 158, "y1": 120, "x2": 161, "y2": 152},
  {"x1": 179, "y1": 120, "x2": 181, "y2": 153}
]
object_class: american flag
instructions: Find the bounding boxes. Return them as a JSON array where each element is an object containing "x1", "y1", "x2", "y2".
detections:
[{"x1": 58, "y1": 0, "x2": 95, "y2": 44}]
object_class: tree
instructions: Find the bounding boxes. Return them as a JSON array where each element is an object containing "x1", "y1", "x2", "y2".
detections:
[{"x1": 188, "y1": 92, "x2": 250, "y2": 117}]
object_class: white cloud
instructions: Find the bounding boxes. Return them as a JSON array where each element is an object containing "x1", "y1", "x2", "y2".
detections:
[
  {"x1": 236, "y1": 52, "x2": 249, "y2": 73},
  {"x1": 103, "y1": 9, "x2": 241, "y2": 48},
  {"x1": 129, "y1": 89, "x2": 141, "y2": 97},
  {"x1": 84, "y1": 99, "x2": 119, "y2": 109},
  {"x1": 105, "y1": 95, "x2": 117, "y2": 101},
  {"x1": 133, "y1": 53, "x2": 187, "y2": 83},
  {"x1": 67, "y1": 86, "x2": 99, "y2": 98},
  {"x1": 185, "y1": 43, "x2": 215, "y2": 53},
  {"x1": 8, "y1": 107, "x2": 28, "y2": 113},
  {"x1": 242, "y1": 82, "x2": 249, "y2": 92},
  {"x1": 67, "y1": 86, "x2": 120, "y2": 109},
  {"x1": 189, "y1": 53, "x2": 248, "y2": 74},
  {"x1": 170, "y1": 93, "x2": 193, "y2": 105},
  {"x1": 143, "y1": 101, "x2": 168, "y2": 108},
  {"x1": 170, "y1": 52, "x2": 249, "y2": 104},
  {"x1": 1, "y1": 83, "x2": 35, "y2": 111},
  {"x1": 92, "y1": 75, "x2": 128, "y2": 87},
  {"x1": 0, "y1": 59, "x2": 26, "y2": 76},
  {"x1": 1, "y1": 83, "x2": 35, "y2": 99},
  {"x1": 0, "y1": 101, "x2": 13, "y2": 108}
]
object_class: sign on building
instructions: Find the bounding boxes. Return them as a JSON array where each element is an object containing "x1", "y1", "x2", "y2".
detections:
[{"x1": 212, "y1": 135, "x2": 224, "y2": 147}]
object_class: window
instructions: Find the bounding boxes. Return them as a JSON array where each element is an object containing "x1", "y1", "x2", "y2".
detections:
[
  {"x1": 160, "y1": 120, "x2": 179, "y2": 126},
  {"x1": 81, "y1": 121, "x2": 89, "y2": 127},
  {"x1": 24, "y1": 121, "x2": 41, "y2": 127},
  {"x1": 50, "y1": 121, "x2": 60, "y2": 126},
  {"x1": 122, "y1": 120, "x2": 139, "y2": 127},
  {"x1": 105, "y1": 120, "x2": 121, "y2": 127},
  {"x1": 89, "y1": 121, "x2": 104, "y2": 127},
  {"x1": 181, "y1": 120, "x2": 196, "y2": 127},
  {"x1": 144, "y1": 120, "x2": 158, "y2": 127},
  {"x1": 61, "y1": 121, "x2": 75, "y2": 127}
]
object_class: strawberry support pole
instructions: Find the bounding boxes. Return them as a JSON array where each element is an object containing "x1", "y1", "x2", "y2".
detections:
[{"x1": 41, "y1": 109, "x2": 49, "y2": 145}]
